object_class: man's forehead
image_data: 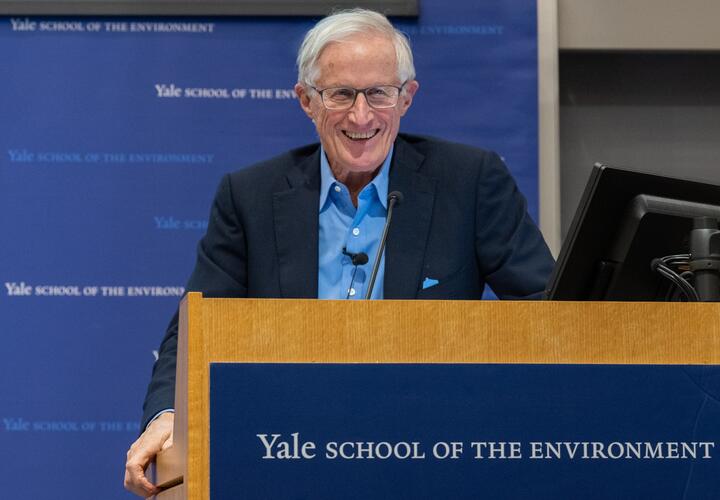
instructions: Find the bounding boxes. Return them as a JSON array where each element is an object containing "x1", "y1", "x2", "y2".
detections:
[
  {"x1": 315, "y1": 35, "x2": 398, "y2": 86},
  {"x1": 318, "y1": 34, "x2": 395, "y2": 61}
]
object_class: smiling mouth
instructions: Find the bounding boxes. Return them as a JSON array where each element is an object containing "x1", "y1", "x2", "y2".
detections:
[{"x1": 343, "y1": 129, "x2": 380, "y2": 141}]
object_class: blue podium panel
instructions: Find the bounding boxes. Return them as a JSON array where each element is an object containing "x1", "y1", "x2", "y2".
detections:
[{"x1": 210, "y1": 364, "x2": 720, "y2": 499}]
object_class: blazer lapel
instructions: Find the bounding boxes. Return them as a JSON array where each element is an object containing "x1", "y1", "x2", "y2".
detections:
[
  {"x1": 273, "y1": 150, "x2": 320, "y2": 298},
  {"x1": 384, "y1": 137, "x2": 437, "y2": 299}
]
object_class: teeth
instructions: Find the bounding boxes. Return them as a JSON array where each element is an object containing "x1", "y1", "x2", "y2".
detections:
[{"x1": 344, "y1": 130, "x2": 378, "y2": 140}]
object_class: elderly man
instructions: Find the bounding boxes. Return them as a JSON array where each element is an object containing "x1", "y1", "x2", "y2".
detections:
[{"x1": 125, "y1": 8, "x2": 554, "y2": 497}]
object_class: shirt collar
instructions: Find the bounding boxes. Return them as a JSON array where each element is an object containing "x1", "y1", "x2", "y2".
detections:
[{"x1": 319, "y1": 144, "x2": 394, "y2": 211}]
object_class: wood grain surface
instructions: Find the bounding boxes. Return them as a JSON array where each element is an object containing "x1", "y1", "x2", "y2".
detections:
[{"x1": 158, "y1": 293, "x2": 720, "y2": 499}]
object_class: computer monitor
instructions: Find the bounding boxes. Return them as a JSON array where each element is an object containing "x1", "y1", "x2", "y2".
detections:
[{"x1": 547, "y1": 165, "x2": 720, "y2": 301}]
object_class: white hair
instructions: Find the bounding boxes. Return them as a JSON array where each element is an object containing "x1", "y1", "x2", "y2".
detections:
[{"x1": 296, "y1": 8, "x2": 416, "y2": 87}]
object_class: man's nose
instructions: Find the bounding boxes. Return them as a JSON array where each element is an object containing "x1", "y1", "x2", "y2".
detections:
[{"x1": 348, "y1": 92, "x2": 373, "y2": 123}]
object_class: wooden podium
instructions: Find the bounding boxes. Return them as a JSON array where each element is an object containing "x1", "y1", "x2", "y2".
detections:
[{"x1": 154, "y1": 292, "x2": 720, "y2": 499}]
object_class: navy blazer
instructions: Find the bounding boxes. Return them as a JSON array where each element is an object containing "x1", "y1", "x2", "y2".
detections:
[{"x1": 141, "y1": 134, "x2": 555, "y2": 428}]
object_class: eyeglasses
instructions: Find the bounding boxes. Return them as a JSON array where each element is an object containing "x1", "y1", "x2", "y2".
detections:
[{"x1": 311, "y1": 83, "x2": 406, "y2": 110}]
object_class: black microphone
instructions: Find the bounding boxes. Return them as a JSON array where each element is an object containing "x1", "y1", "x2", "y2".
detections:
[
  {"x1": 365, "y1": 191, "x2": 403, "y2": 299},
  {"x1": 342, "y1": 247, "x2": 369, "y2": 266}
]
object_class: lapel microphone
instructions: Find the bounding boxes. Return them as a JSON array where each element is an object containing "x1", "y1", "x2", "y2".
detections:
[
  {"x1": 342, "y1": 247, "x2": 369, "y2": 299},
  {"x1": 342, "y1": 247, "x2": 369, "y2": 266},
  {"x1": 365, "y1": 191, "x2": 404, "y2": 299}
]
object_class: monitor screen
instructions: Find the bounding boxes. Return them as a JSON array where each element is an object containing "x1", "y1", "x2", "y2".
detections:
[{"x1": 548, "y1": 165, "x2": 720, "y2": 301}]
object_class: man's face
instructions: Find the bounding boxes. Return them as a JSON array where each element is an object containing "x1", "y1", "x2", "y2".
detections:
[{"x1": 295, "y1": 34, "x2": 418, "y2": 180}]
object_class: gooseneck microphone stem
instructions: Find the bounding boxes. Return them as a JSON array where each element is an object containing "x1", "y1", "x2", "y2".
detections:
[{"x1": 365, "y1": 191, "x2": 403, "y2": 299}]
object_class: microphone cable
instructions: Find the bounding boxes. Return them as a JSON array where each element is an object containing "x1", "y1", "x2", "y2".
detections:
[
  {"x1": 342, "y1": 247, "x2": 368, "y2": 299},
  {"x1": 651, "y1": 255, "x2": 699, "y2": 301}
]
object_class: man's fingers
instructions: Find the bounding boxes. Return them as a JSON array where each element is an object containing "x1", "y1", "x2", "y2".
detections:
[
  {"x1": 124, "y1": 442, "x2": 159, "y2": 497},
  {"x1": 123, "y1": 470, "x2": 153, "y2": 497},
  {"x1": 124, "y1": 460, "x2": 158, "y2": 498},
  {"x1": 124, "y1": 413, "x2": 175, "y2": 497}
]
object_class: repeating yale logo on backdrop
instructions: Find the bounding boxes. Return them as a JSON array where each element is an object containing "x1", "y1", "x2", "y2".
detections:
[{"x1": 0, "y1": 1, "x2": 539, "y2": 498}]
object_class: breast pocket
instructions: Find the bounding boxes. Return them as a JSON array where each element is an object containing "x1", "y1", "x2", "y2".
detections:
[{"x1": 416, "y1": 263, "x2": 482, "y2": 300}]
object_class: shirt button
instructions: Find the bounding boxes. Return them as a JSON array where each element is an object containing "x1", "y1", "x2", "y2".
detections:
[
  {"x1": 352, "y1": 227, "x2": 360, "y2": 236},
  {"x1": 348, "y1": 288, "x2": 356, "y2": 297},
  {"x1": 334, "y1": 185, "x2": 341, "y2": 193}
]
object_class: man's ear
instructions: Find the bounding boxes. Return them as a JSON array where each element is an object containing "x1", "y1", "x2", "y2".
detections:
[
  {"x1": 398, "y1": 80, "x2": 419, "y2": 117},
  {"x1": 295, "y1": 83, "x2": 315, "y2": 120}
]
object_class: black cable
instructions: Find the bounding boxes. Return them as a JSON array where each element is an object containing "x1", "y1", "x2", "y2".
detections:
[
  {"x1": 660, "y1": 254, "x2": 691, "y2": 269},
  {"x1": 655, "y1": 262, "x2": 700, "y2": 301},
  {"x1": 345, "y1": 265, "x2": 360, "y2": 300}
]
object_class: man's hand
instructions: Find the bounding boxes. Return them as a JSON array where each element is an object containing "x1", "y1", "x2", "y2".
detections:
[{"x1": 124, "y1": 412, "x2": 174, "y2": 498}]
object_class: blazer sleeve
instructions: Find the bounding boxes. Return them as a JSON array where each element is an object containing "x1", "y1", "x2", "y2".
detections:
[
  {"x1": 474, "y1": 152, "x2": 555, "y2": 300},
  {"x1": 140, "y1": 174, "x2": 249, "y2": 430}
]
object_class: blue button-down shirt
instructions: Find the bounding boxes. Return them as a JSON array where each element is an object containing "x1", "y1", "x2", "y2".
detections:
[
  {"x1": 148, "y1": 148, "x2": 393, "y2": 427},
  {"x1": 318, "y1": 145, "x2": 392, "y2": 300}
]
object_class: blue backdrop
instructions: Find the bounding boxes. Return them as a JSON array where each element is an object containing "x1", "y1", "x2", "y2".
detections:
[{"x1": 0, "y1": 2, "x2": 538, "y2": 498}]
